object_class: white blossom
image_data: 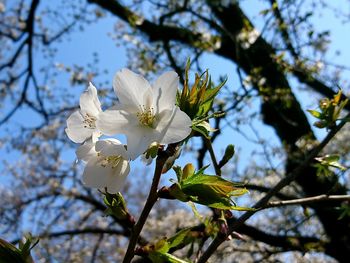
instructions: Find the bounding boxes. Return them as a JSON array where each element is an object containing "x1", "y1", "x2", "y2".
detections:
[
  {"x1": 97, "y1": 69, "x2": 192, "y2": 160},
  {"x1": 76, "y1": 139, "x2": 130, "y2": 193},
  {"x1": 66, "y1": 83, "x2": 102, "y2": 143}
]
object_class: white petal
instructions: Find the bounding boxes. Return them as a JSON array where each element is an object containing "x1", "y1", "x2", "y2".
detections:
[
  {"x1": 96, "y1": 109, "x2": 133, "y2": 136},
  {"x1": 91, "y1": 131, "x2": 101, "y2": 143},
  {"x1": 104, "y1": 160, "x2": 130, "y2": 193},
  {"x1": 126, "y1": 126, "x2": 158, "y2": 160},
  {"x1": 80, "y1": 83, "x2": 102, "y2": 116},
  {"x1": 66, "y1": 110, "x2": 93, "y2": 143},
  {"x1": 153, "y1": 71, "x2": 179, "y2": 112},
  {"x1": 113, "y1": 68, "x2": 152, "y2": 108},
  {"x1": 96, "y1": 139, "x2": 128, "y2": 159},
  {"x1": 76, "y1": 140, "x2": 96, "y2": 162},
  {"x1": 158, "y1": 107, "x2": 192, "y2": 145},
  {"x1": 82, "y1": 157, "x2": 111, "y2": 189},
  {"x1": 82, "y1": 157, "x2": 130, "y2": 193}
]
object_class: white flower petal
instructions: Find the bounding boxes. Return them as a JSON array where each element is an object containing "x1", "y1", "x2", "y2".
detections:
[
  {"x1": 76, "y1": 140, "x2": 96, "y2": 162},
  {"x1": 104, "y1": 159, "x2": 130, "y2": 193},
  {"x1": 113, "y1": 68, "x2": 152, "y2": 108},
  {"x1": 82, "y1": 157, "x2": 111, "y2": 189},
  {"x1": 157, "y1": 107, "x2": 192, "y2": 145},
  {"x1": 80, "y1": 83, "x2": 102, "y2": 116},
  {"x1": 96, "y1": 109, "x2": 132, "y2": 136},
  {"x1": 82, "y1": 157, "x2": 130, "y2": 193},
  {"x1": 91, "y1": 131, "x2": 101, "y2": 143},
  {"x1": 66, "y1": 110, "x2": 93, "y2": 143},
  {"x1": 96, "y1": 139, "x2": 128, "y2": 159},
  {"x1": 153, "y1": 71, "x2": 178, "y2": 112},
  {"x1": 126, "y1": 126, "x2": 157, "y2": 160}
]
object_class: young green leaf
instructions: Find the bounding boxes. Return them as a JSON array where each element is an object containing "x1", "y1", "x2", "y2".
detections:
[{"x1": 149, "y1": 252, "x2": 191, "y2": 263}]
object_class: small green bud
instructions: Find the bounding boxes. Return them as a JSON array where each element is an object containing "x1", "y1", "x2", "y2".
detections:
[
  {"x1": 145, "y1": 142, "x2": 159, "y2": 159},
  {"x1": 219, "y1": 144, "x2": 235, "y2": 168},
  {"x1": 182, "y1": 163, "x2": 195, "y2": 180},
  {"x1": 103, "y1": 192, "x2": 135, "y2": 226}
]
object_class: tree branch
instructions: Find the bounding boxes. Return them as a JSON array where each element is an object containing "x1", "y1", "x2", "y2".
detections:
[
  {"x1": 263, "y1": 194, "x2": 350, "y2": 209},
  {"x1": 11, "y1": 227, "x2": 125, "y2": 245},
  {"x1": 122, "y1": 144, "x2": 178, "y2": 263}
]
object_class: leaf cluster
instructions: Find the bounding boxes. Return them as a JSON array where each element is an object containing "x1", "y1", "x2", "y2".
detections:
[
  {"x1": 0, "y1": 234, "x2": 38, "y2": 263},
  {"x1": 103, "y1": 191, "x2": 135, "y2": 226},
  {"x1": 177, "y1": 60, "x2": 226, "y2": 138},
  {"x1": 141, "y1": 228, "x2": 195, "y2": 263},
  {"x1": 307, "y1": 90, "x2": 348, "y2": 129},
  {"x1": 314, "y1": 154, "x2": 347, "y2": 176},
  {"x1": 168, "y1": 164, "x2": 250, "y2": 211}
]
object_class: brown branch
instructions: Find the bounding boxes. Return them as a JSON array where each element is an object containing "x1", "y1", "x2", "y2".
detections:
[
  {"x1": 236, "y1": 220, "x2": 324, "y2": 252},
  {"x1": 204, "y1": 137, "x2": 221, "y2": 176},
  {"x1": 122, "y1": 144, "x2": 178, "y2": 263},
  {"x1": 269, "y1": 0, "x2": 298, "y2": 59},
  {"x1": 263, "y1": 194, "x2": 350, "y2": 209},
  {"x1": 88, "y1": 0, "x2": 202, "y2": 45},
  {"x1": 0, "y1": 0, "x2": 41, "y2": 126},
  {"x1": 162, "y1": 40, "x2": 185, "y2": 84},
  {"x1": 18, "y1": 189, "x2": 148, "y2": 246},
  {"x1": 11, "y1": 228, "x2": 125, "y2": 245},
  {"x1": 244, "y1": 183, "x2": 297, "y2": 201}
]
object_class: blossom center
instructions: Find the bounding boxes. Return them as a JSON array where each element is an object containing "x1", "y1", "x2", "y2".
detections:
[
  {"x1": 83, "y1": 113, "x2": 97, "y2": 129},
  {"x1": 136, "y1": 106, "x2": 156, "y2": 128},
  {"x1": 100, "y1": 155, "x2": 122, "y2": 169}
]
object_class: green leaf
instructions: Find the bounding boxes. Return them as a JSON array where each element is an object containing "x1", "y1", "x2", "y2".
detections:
[
  {"x1": 202, "y1": 78, "x2": 227, "y2": 105},
  {"x1": 315, "y1": 155, "x2": 347, "y2": 171},
  {"x1": 167, "y1": 228, "x2": 192, "y2": 249},
  {"x1": 191, "y1": 123, "x2": 210, "y2": 138},
  {"x1": 337, "y1": 203, "x2": 350, "y2": 220},
  {"x1": 0, "y1": 239, "x2": 24, "y2": 263},
  {"x1": 182, "y1": 174, "x2": 245, "y2": 197},
  {"x1": 196, "y1": 164, "x2": 210, "y2": 175},
  {"x1": 0, "y1": 235, "x2": 37, "y2": 263},
  {"x1": 193, "y1": 198, "x2": 254, "y2": 211},
  {"x1": 149, "y1": 252, "x2": 191, "y2": 263},
  {"x1": 102, "y1": 192, "x2": 133, "y2": 224},
  {"x1": 173, "y1": 166, "x2": 183, "y2": 183},
  {"x1": 192, "y1": 120, "x2": 217, "y2": 138},
  {"x1": 307, "y1": 109, "x2": 322, "y2": 118},
  {"x1": 180, "y1": 174, "x2": 249, "y2": 210},
  {"x1": 168, "y1": 184, "x2": 190, "y2": 202},
  {"x1": 154, "y1": 238, "x2": 169, "y2": 254},
  {"x1": 188, "y1": 202, "x2": 204, "y2": 221}
]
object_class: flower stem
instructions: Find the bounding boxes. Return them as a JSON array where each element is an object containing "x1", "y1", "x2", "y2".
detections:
[
  {"x1": 204, "y1": 137, "x2": 221, "y2": 176},
  {"x1": 122, "y1": 146, "x2": 176, "y2": 263}
]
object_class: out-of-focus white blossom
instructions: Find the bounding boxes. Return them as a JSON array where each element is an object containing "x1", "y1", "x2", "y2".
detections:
[{"x1": 238, "y1": 29, "x2": 260, "y2": 49}]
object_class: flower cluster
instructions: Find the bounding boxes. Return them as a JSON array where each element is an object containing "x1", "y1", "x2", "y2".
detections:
[{"x1": 66, "y1": 69, "x2": 192, "y2": 193}]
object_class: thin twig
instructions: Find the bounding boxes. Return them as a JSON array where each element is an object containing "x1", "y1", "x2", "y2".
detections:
[
  {"x1": 204, "y1": 137, "x2": 221, "y2": 176},
  {"x1": 263, "y1": 194, "x2": 350, "y2": 209}
]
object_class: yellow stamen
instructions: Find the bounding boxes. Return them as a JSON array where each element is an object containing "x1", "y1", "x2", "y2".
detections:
[
  {"x1": 83, "y1": 113, "x2": 97, "y2": 129},
  {"x1": 136, "y1": 105, "x2": 156, "y2": 128},
  {"x1": 100, "y1": 155, "x2": 122, "y2": 169}
]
